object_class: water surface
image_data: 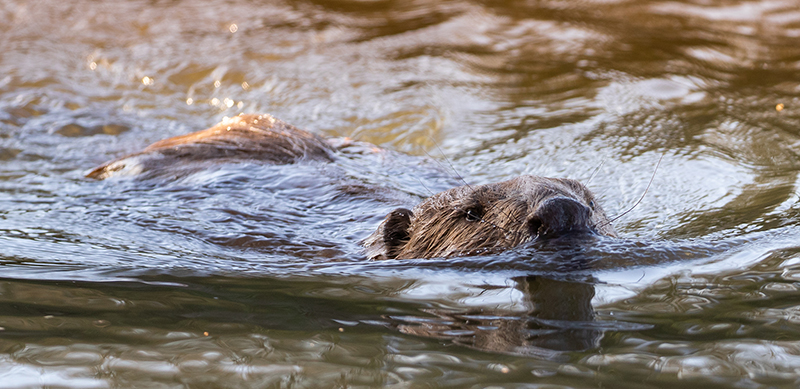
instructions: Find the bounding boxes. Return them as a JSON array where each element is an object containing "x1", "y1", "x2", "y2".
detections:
[{"x1": 3, "y1": 0, "x2": 800, "y2": 387}]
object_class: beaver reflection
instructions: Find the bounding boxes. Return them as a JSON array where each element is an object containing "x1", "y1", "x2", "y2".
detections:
[{"x1": 391, "y1": 275, "x2": 599, "y2": 356}]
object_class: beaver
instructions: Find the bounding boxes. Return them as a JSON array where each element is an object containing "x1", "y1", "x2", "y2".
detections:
[{"x1": 88, "y1": 113, "x2": 617, "y2": 259}]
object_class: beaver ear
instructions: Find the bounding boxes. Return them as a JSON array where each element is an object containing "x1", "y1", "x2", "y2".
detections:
[
  {"x1": 363, "y1": 208, "x2": 413, "y2": 260},
  {"x1": 382, "y1": 208, "x2": 413, "y2": 257}
]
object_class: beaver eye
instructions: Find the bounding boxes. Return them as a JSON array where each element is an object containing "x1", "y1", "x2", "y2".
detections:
[
  {"x1": 464, "y1": 206, "x2": 483, "y2": 222},
  {"x1": 589, "y1": 200, "x2": 595, "y2": 209}
]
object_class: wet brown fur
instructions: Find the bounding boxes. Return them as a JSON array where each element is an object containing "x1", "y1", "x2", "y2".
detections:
[
  {"x1": 86, "y1": 114, "x2": 335, "y2": 179},
  {"x1": 363, "y1": 176, "x2": 617, "y2": 259}
]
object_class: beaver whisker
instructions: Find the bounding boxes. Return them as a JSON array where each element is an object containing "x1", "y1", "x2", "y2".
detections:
[
  {"x1": 414, "y1": 177, "x2": 436, "y2": 197},
  {"x1": 601, "y1": 153, "x2": 663, "y2": 227},
  {"x1": 424, "y1": 136, "x2": 472, "y2": 189},
  {"x1": 585, "y1": 158, "x2": 607, "y2": 186}
]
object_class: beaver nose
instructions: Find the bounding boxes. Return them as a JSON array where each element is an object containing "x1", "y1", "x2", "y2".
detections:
[{"x1": 528, "y1": 197, "x2": 593, "y2": 238}]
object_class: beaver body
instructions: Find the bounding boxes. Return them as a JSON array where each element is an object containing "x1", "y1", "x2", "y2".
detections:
[
  {"x1": 88, "y1": 113, "x2": 616, "y2": 259},
  {"x1": 86, "y1": 114, "x2": 336, "y2": 180}
]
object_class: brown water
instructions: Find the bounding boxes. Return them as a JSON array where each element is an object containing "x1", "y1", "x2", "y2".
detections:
[{"x1": 3, "y1": 0, "x2": 800, "y2": 387}]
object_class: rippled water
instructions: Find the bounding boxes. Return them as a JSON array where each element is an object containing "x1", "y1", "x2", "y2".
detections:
[{"x1": 3, "y1": 0, "x2": 800, "y2": 387}]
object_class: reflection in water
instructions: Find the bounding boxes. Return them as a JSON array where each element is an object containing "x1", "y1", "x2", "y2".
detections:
[
  {"x1": 385, "y1": 241, "x2": 675, "y2": 357},
  {"x1": 521, "y1": 276, "x2": 599, "y2": 352},
  {"x1": 393, "y1": 275, "x2": 604, "y2": 357}
]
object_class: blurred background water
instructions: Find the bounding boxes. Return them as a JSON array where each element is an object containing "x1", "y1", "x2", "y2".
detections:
[{"x1": 3, "y1": 0, "x2": 800, "y2": 387}]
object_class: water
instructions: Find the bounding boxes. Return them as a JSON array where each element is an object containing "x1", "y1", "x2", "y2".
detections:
[{"x1": 2, "y1": 0, "x2": 800, "y2": 387}]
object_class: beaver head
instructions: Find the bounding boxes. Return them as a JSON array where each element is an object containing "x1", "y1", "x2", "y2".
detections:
[{"x1": 364, "y1": 175, "x2": 617, "y2": 260}]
